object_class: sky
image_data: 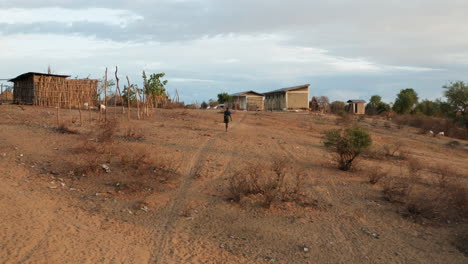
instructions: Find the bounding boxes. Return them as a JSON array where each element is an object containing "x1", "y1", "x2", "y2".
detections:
[{"x1": 1, "y1": 0, "x2": 467, "y2": 104}]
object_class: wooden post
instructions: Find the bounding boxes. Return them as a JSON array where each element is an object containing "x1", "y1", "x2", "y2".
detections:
[
  {"x1": 114, "y1": 66, "x2": 119, "y2": 120},
  {"x1": 126, "y1": 76, "x2": 131, "y2": 120},
  {"x1": 56, "y1": 92, "x2": 61, "y2": 126},
  {"x1": 133, "y1": 81, "x2": 141, "y2": 120},
  {"x1": 104, "y1": 67, "x2": 108, "y2": 122}
]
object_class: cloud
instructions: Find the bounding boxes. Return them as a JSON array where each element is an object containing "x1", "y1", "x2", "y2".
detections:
[
  {"x1": 0, "y1": 7, "x2": 143, "y2": 27},
  {"x1": 1, "y1": 0, "x2": 467, "y2": 104}
]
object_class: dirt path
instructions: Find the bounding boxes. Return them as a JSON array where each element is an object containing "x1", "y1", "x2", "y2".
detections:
[{"x1": 152, "y1": 112, "x2": 248, "y2": 263}]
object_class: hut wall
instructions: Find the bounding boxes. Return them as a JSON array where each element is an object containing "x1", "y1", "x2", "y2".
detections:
[
  {"x1": 286, "y1": 87, "x2": 309, "y2": 109},
  {"x1": 33, "y1": 76, "x2": 98, "y2": 108},
  {"x1": 264, "y1": 93, "x2": 286, "y2": 111},
  {"x1": 13, "y1": 75, "x2": 34, "y2": 104},
  {"x1": 246, "y1": 95, "x2": 264, "y2": 111}
]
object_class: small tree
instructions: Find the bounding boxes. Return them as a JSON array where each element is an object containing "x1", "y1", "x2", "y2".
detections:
[
  {"x1": 122, "y1": 84, "x2": 140, "y2": 106},
  {"x1": 366, "y1": 95, "x2": 390, "y2": 115},
  {"x1": 324, "y1": 126, "x2": 372, "y2": 171},
  {"x1": 142, "y1": 71, "x2": 168, "y2": 107},
  {"x1": 201, "y1": 101, "x2": 208, "y2": 109},
  {"x1": 415, "y1": 100, "x2": 441, "y2": 116},
  {"x1": 443, "y1": 81, "x2": 468, "y2": 129},
  {"x1": 217, "y1": 92, "x2": 233, "y2": 104},
  {"x1": 330, "y1": 101, "x2": 346, "y2": 114},
  {"x1": 393, "y1": 88, "x2": 418, "y2": 114}
]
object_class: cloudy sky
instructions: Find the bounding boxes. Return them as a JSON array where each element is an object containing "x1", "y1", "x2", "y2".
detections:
[{"x1": 1, "y1": 0, "x2": 467, "y2": 103}]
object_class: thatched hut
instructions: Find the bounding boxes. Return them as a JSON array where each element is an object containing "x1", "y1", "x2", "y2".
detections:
[{"x1": 9, "y1": 72, "x2": 98, "y2": 108}]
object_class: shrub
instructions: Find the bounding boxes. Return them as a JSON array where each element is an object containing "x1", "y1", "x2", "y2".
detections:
[
  {"x1": 323, "y1": 126, "x2": 372, "y2": 171},
  {"x1": 226, "y1": 159, "x2": 312, "y2": 208},
  {"x1": 393, "y1": 114, "x2": 467, "y2": 140},
  {"x1": 97, "y1": 120, "x2": 118, "y2": 143},
  {"x1": 123, "y1": 127, "x2": 144, "y2": 141},
  {"x1": 368, "y1": 168, "x2": 388, "y2": 185},
  {"x1": 330, "y1": 101, "x2": 346, "y2": 114},
  {"x1": 381, "y1": 178, "x2": 412, "y2": 203},
  {"x1": 56, "y1": 123, "x2": 77, "y2": 134}
]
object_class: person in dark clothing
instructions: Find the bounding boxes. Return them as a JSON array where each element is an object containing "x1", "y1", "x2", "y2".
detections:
[{"x1": 223, "y1": 108, "x2": 232, "y2": 132}]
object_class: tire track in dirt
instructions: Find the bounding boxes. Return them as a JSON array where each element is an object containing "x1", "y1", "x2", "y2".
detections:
[{"x1": 152, "y1": 112, "x2": 248, "y2": 264}]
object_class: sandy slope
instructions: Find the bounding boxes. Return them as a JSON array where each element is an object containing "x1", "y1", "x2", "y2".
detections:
[{"x1": 0, "y1": 105, "x2": 466, "y2": 263}]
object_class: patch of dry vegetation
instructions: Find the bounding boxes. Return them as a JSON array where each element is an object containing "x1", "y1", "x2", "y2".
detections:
[
  {"x1": 380, "y1": 159, "x2": 467, "y2": 223},
  {"x1": 226, "y1": 158, "x2": 314, "y2": 208}
]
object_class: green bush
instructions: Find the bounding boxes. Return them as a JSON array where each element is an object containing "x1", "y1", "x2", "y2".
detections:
[{"x1": 324, "y1": 126, "x2": 372, "y2": 171}]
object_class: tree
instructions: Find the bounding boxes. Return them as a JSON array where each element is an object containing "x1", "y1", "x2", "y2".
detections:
[
  {"x1": 393, "y1": 88, "x2": 418, "y2": 114},
  {"x1": 330, "y1": 101, "x2": 346, "y2": 114},
  {"x1": 122, "y1": 84, "x2": 141, "y2": 106},
  {"x1": 318, "y1": 96, "x2": 330, "y2": 111},
  {"x1": 201, "y1": 101, "x2": 208, "y2": 109},
  {"x1": 366, "y1": 95, "x2": 390, "y2": 115},
  {"x1": 324, "y1": 126, "x2": 372, "y2": 171},
  {"x1": 415, "y1": 100, "x2": 441, "y2": 116},
  {"x1": 217, "y1": 92, "x2": 233, "y2": 104},
  {"x1": 142, "y1": 71, "x2": 168, "y2": 107},
  {"x1": 443, "y1": 81, "x2": 468, "y2": 128}
]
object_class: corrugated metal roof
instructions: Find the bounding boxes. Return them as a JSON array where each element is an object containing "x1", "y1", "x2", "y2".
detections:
[
  {"x1": 9, "y1": 72, "x2": 71, "y2": 82},
  {"x1": 263, "y1": 84, "x2": 310, "y2": 94},
  {"x1": 230, "y1": 90, "x2": 264, "y2": 96},
  {"x1": 347, "y1": 99, "x2": 366, "y2": 103}
]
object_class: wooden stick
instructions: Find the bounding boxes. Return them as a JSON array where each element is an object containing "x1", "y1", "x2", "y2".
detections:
[
  {"x1": 56, "y1": 92, "x2": 61, "y2": 126},
  {"x1": 114, "y1": 66, "x2": 119, "y2": 120},
  {"x1": 104, "y1": 67, "x2": 108, "y2": 122},
  {"x1": 126, "y1": 76, "x2": 131, "y2": 120}
]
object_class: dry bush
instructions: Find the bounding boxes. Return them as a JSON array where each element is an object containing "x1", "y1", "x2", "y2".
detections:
[
  {"x1": 123, "y1": 127, "x2": 144, "y2": 141},
  {"x1": 56, "y1": 123, "x2": 78, "y2": 134},
  {"x1": 118, "y1": 151, "x2": 177, "y2": 181},
  {"x1": 381, "y1": 161, "x2": 467, "y2": 222},
  {"x1": 97, "y1": 120, "x2": 118, "y2": 143},
  {"x1": 335, "y1": 112, "x2": 353, "y2": 125},
  {"x1": 407, "y1": 158, "x2": 424, "y2": 177},
  {"x1": 368, "y1": 167, "x2": 388, "y2": 185},
  {"x1": 227, "y1": 159, "x2": 312, "y2": 208},
  {"x1": 430, "y1": 165, "x2": 454, "y2": 189},
  {"x1": 362, "y1": 146, "x2": 386, "y2": 160},
  {"x1": 393, "y1": 115, "x2": 468, "y2": 140},
  {"x1": 402, "y1": 184, "x2": 468, "y2": 222},
  {"x1": 383, "y1": 142, "x2": 403, "y2": 157},
  {"x1": 381, "y1": 177, "x2": 412, "y2": 203}
]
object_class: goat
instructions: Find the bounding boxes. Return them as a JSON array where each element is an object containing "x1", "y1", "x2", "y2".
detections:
[
  {"x1": 428, "y1": 130, "x2": 434, "y2": 136},
  {"x1": 436, "y1": 131, "x2": 444, "y2": 137}
]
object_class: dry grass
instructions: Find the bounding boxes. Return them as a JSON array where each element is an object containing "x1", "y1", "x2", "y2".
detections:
[
  {"x1": 368, "y1": 167, "x2": 388, "y2": 185},
  {"x1": 380, "y1": 161, "x2": 468, "y2": 223},
  {"x1": 97, "y1": 120, "x2": 118, "y2": 143},
  {"x1": 227, "y1": 158, "x2": 313, "y2": 208},
  {"x1": 56, "y1": 123, "x2": 78, "y2": 134},
  {"x1": 393, "y1": 115, "x2": 468, "y2": 140},
  {"x1": 123, "y1": 127, "x2": 144, "y2": 141}
]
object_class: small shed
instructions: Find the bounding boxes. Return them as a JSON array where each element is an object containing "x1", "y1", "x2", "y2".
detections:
[
  {"x1": 229, "y1": 91, "x2": 264, "y2": 111},
  {"x1": 347, "y1": 99, "x2": 366, "y2": 115},
  {"x1": 9, "y1": 72, "x2": 98, "y2": 108},
  {"x1": 264, "y1": 84, "x2": 310, "y2": 111}
]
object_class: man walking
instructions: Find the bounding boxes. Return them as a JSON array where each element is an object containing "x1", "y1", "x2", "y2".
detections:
[{"x1": 224, "y1": 107, "x2": 232, "y2": 132}]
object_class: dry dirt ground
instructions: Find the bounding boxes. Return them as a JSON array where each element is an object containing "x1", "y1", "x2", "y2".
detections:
[{"x1": 0, "y1": 104, "x2": 467, "y2": 264}]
